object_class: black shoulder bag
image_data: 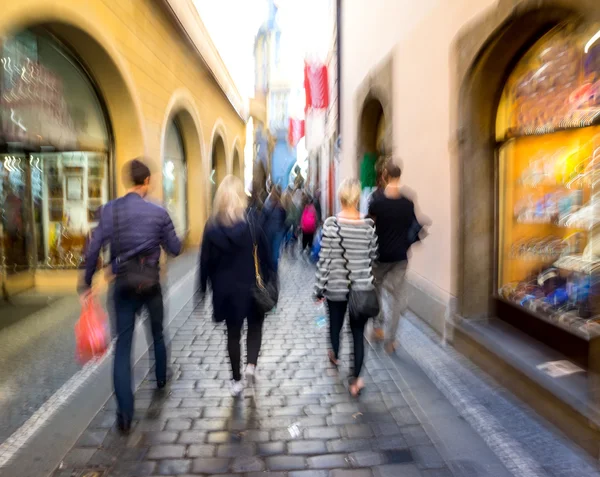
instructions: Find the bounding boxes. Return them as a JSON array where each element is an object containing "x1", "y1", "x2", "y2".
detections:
[
  {"x1": 249, "y1": 216, "x2": 279, "y2": 314},
  {"x1": 113, "y1": 199, "x2": 160, "y2": 294},
  {"x1": 335, "y1": 218, "x2": 380, "y2": 324}
]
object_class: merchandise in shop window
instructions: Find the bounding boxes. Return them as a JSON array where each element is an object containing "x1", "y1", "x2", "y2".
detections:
[{"x1": 496, "y1": 21, "x2": 600, "y2": 337}]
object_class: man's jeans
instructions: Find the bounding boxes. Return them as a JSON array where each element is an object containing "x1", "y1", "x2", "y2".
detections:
[
  {"x1": 373, "y1": 261, "x2": 408, "y2": 345},
  {"x1": 113, "y1": 280, "x2": 167, "y2": 422}
]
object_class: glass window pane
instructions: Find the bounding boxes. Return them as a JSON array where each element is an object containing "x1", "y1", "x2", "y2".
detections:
[{"x1": 163, "y1": 121, "x2": 187, "y2": 237}]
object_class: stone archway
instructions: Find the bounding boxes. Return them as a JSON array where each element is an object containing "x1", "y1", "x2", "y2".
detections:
[
  {"x1": 161, "y1": 90, "x2": 206, "y2": 245},
  {"x1": 453, "y1": 0, "x2": 600, "y2": 319},
  {"x1": 359, "y1": 98, "x2": 385, "y2": 154},
  {"x1": 0, "y1": 7, "x2": 146, "y2": 195}
]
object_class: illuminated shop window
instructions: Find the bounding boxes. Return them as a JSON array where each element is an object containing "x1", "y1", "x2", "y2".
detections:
[
  {"x1": 496, "y1": 23, "x2": 600, "y2": 336},
  {"x1": 0, "y1": 30, "x2": 110, "y2": 272}
]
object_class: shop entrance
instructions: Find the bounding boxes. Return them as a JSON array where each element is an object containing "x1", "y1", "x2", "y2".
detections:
[{"x1": 0, "y1": 30, "x2": 111, "y2": 298}]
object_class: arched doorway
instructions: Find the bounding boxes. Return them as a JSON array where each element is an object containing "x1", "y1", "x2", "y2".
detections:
[
  {"x1": 211, "y1": 135, "x2": 227, "y2": 200},
  {"x1": 0, "y1": 28, "x2": 112, "y2": 295},
  {"x1": 357, "y1": 97, "x2": 385, "y2": 213},
  {"x1": 163, "y1": 119, "x2": 187, "y2": 238}
]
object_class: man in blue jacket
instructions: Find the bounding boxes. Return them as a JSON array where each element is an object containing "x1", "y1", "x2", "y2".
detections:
[{"x1": 82, "y1": 158, "x2": 181, "y2": 433}]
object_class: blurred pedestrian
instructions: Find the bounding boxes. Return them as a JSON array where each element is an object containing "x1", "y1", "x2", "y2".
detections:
[
  {"x1": 81, "y1": 158, "x2": 182, "y2": 434},
  {"x1": 282, "y1": 189, "x2": 299, "y2": 256},
  {"x1": 368, "y1": 159, "x2": 425, "y2": 353},
  {"x1": 262, "y1": 185, "x2": 287, "y2": 272},
  {"x1": 300, "y1": 195, "x2": 318, "y2": 255},
  {"x1": 199, "y1": 175, "x2": 273, "y2": 397},
  {"x1": 314, "y1": 179, "x2": 378, "y2": 397}
]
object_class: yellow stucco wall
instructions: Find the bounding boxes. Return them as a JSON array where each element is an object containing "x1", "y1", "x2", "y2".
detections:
[{"x1": 1, "y1": 0, "x2": 246, "y2": 250}]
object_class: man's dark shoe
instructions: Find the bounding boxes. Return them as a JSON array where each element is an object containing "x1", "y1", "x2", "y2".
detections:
[{"x1": 117, "y1": 414, "x2": 132, "y2": 435}]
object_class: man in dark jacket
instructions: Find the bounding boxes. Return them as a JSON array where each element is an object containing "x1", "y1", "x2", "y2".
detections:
[
  {"x1": 82, "y1": 158, "x2": 182, "y2": 433},
  {"x1": 368, "y1": 159, "x2": 426, "y2": 353}
]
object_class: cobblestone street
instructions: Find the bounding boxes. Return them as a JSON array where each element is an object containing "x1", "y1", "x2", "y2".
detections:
[{"x1": 53, "y1": 258, "x2": 451, "y2": 477}]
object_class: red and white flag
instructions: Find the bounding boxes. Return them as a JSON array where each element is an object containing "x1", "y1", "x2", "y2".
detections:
[
  {"x1": 288, "y1": 118, "x2": 305, "y2": 147},
  {"x1": 304, "y1": 62, "x2": 329, "y2": 111}
]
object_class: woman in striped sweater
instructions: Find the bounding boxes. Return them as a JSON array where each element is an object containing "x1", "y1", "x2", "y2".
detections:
[{"x1": 314, "y1": 179, "x2": 378, "y2": 396}]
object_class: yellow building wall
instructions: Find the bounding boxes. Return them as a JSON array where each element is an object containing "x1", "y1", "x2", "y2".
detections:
[{"x1": 1, "y1": 0, "x2": 246, "y2": 251}]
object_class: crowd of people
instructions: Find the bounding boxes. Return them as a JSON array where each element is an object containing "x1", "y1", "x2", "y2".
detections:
[{"x1": 80, "y1": 156, "x2": 426, "y2": 434}]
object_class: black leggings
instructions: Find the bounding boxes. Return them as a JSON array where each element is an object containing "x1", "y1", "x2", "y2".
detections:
[
  {"x1": 302, "y1": 232, "x2": 314, "y2": 251},
  {"x1": 226, "y1": 307, "x2": 265, "y2": 382},
  {"x1": 327, "y1": 299, "x2": 366, "y2": 378}
]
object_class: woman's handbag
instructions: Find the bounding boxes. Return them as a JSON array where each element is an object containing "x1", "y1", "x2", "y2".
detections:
[
  {"x1": 335, "y1": 218, "x2": 380, "y2": 324},
  {"x1": 249, "y1": 219, "x2": 279, "y2": 314}
]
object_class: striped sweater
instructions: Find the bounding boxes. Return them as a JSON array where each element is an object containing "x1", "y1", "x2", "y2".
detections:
[{"x1": 314, "y1": 216, "x2": 378, "y2": 301}]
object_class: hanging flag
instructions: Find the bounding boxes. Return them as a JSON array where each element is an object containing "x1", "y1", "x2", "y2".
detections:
[
  {"x1": 304, "y1": 62, "x2": 329, "y2": 110},
  {"x1": 288, "y1": 118, "x2": 305, "y2": 147}
]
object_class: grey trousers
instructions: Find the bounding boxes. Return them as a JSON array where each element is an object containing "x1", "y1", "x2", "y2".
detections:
[{"x1": 372, "y1": 261, "x2": 408, "y2": 344}]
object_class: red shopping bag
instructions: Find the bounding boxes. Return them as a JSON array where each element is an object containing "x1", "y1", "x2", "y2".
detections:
[{"x1": 75, "y1": 297, "x2": 109, "y2": 364}]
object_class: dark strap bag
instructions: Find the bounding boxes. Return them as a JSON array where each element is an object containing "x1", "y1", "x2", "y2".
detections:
[
  {"x1": 113, "y1": 199, "x2": 160, "y2": 294},
  {"x1": 335, "y1": 218, "x2": 380, "y2": 324},
  {"x1": 249, "y1": 217, "x2": 279, "y2": 314}
]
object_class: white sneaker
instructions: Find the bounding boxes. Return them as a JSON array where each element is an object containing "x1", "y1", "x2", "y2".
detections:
[
  {"x1": 245, "y1": 364, "x2": 256, "y2": 384},
  {"x1": 230, "y1": 379, "x2": 244, "y2": 397}
]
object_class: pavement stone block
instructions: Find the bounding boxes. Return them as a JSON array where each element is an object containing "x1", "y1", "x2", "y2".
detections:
[
  {"x1": 192, "y1": 419, "x2": 227, "y2": 431},
  {"x1": 147, "y1": 445, "x2": 186, "y2": 460},
  {"x1": 257, "y1": 441, "x2": 286, "y2": 455},
  {"x1": 266, "y1": 455, "x2": 307, "y2": 471},
  {"x1": 288, "y1": 440, "x2": 328, "y2": 455},
  {"x1": 327, "y1": 438, "x2": 372, "y2": 453},
  {"x1": 178, "y1": 430, "x2": 207, "y2": 444},
  {"x1": 230, "y1": 456, "x2": 266, "y2": 472},
  {"x1": 156, "y1": 458, "x2": 191, "y2": 475},
  {"x1": 344, "y1": 424, "x2": 375, "y2": 439},
  {"x1": 192, "y1": 457, "x2": 231, "y2": 474},
  {"x1": 207, "y1": 431, "x2": 233, "y2": 443},
  {"x1": 306, "y1": 453, "x2": 350, "y2": 469},
  {"x1": 186, "y1": 444, "x2": 216, "y2": 457},
  {"x1": 216, "y1": 443, "x2": 256, "y2": 457},
  {"x1": 303, "y1": 426, "x2": 342, "y2": 440},
  {"x1": 165, "y1": 418, "x2": 192, "y2": 431}
]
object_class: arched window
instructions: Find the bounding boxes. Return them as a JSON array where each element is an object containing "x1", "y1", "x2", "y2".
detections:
[
  {"x1": 163, "y1": 120, "x2": 187, "y2": 237},
  {"x1": 0, "y1": 29, "x2": 110, "y2": 276}
]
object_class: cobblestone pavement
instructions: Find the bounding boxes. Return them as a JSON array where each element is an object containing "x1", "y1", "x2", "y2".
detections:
[{"x1": 52, "y1": 257, "x2": 452, "y2": 477}]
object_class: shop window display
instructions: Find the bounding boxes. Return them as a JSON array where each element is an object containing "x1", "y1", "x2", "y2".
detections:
[
  {"x1": 497, "y1": 23, "x2": 600, "y2": 337},
  {"x1": 0, "y1": 30, "x2": 110, "y2": 274}
]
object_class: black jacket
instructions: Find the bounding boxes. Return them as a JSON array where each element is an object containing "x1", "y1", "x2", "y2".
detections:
[{"x1": 199, "y1": 216, "x2": 273, "y2": 323}]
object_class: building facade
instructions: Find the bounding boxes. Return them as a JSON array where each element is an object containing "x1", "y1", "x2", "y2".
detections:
[
  {"x1": 341, "y1": 0, "x2": 600, "y2": 454},
  {"x1": 0, "y1": 0, "x2": 246, "y2": 296}
]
